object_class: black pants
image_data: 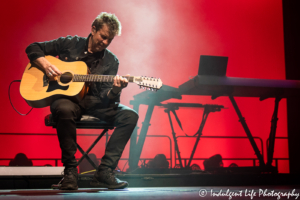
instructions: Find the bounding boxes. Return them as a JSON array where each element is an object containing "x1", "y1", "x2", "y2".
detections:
[{"x1": 50, "y1": 98, "x2": 138, "y2": 170}]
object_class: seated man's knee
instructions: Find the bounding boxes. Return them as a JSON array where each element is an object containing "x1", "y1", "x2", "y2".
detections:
[
  {"x1": 130, "y1": 110, "x2": 139, "y2": 124},
  {"x1": 121, "y1": 110, "x2": 139, "y2": 125}
]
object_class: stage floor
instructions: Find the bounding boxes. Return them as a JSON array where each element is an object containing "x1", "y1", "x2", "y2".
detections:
[
  {"x1": 0, "y1": 186, "x2": 299, "y2": 200},
  {"x1": 0, "y1": 168, "x2": 300, "y2": 199}
]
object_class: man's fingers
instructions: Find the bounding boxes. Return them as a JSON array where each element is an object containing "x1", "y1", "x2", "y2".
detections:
[
  {"x1": 121, "y1": 77, "x2": 128, "y2": 88},
  {"x1": 52, "y1": 66, "x2": 62, "y2": 75},
  {"x1": 113, "y1": 75, "x2": 129, "y2": 89},
  {"x1": 46, "y1": 65, "x2": 61, "y2": 76},
  {"x1": 114, "y1": 75, "x2": 121, "y2": 86}
]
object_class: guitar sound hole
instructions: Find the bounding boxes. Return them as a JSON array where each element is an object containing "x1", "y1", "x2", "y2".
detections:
[{"x1": 60, "y1": 72, "x2": 73, "y2": 84}]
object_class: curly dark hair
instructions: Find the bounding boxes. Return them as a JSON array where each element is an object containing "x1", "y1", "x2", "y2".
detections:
[{"x1": 92, "y1": 12, "x2": 122, "y2": 36}]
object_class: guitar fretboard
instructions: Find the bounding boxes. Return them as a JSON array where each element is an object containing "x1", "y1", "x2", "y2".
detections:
[{"x1": 73, "y1": 75, "x2": 134, "y2": 83}]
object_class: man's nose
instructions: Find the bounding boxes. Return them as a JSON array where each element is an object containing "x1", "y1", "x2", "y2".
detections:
[{"x1": 103, "y1": 39, "x2": 109, "y2": 45}]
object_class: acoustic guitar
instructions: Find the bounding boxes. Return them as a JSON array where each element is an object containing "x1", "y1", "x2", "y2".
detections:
[{"x1": 20, "y1": 56, "x2": 163, "y2": 108}]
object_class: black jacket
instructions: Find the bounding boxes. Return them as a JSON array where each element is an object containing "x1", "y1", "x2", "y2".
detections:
[{"x1": 25, "y1": 35, "x2": 120, "y2": 110}]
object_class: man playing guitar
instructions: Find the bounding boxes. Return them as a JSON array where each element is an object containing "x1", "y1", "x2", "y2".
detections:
[{"x1": 25, "y1": 12, "x2": 138, "y2": 190}]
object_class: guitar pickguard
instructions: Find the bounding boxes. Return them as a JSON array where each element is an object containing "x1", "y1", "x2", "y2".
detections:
[{"x1": 46, "y1": 81, "x2": 69, "y2": 92}]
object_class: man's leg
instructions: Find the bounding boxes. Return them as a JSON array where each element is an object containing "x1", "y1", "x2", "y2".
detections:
[
  {"x1": 87, "y1": 104, "x2": 138, "y2": 189},
  {"x1": 50, "y1": 98, "x2": 82, "y2": 190}
]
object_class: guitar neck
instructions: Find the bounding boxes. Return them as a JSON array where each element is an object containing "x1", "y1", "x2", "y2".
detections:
[
  {"x1": 60, "y1": 73, "x2": 162, "y2": 90},
  {"x1": 73, "y1": 75, "x2": 136, "y2": 83}
]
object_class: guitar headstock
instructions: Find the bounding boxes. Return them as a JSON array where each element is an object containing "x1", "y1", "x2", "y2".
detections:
[{"x1": 133, "y1": 76, "x2": 163, "y2": 91}]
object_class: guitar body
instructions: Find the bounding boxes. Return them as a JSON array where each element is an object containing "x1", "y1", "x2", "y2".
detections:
[{"x1": 20, "y1": 56, "x2": 89, "y2": 108}]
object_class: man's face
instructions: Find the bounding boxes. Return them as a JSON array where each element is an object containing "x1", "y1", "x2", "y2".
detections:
[{"x1": 90, "y1": 24, "x2": 114, "y2": 52}]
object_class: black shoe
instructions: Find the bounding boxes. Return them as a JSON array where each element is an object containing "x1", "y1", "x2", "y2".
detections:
[
  {"x1": 90, "y1": 167, "x2": 128, "y2": 189},
  {"x1": 60, "y1": 167, "x2": 78, "y2": 190}
]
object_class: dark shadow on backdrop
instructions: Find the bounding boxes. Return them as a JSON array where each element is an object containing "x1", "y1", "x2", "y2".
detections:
[{"x1": 283, "y1": 0, "x2": 300, "y2": 174}]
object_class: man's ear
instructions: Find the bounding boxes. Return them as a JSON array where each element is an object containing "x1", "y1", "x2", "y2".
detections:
[{"x1": 91, "y1": 26, "x2": 96, "y2": 35}]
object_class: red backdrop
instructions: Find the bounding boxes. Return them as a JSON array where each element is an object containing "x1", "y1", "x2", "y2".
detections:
[{"x1": 0, "y1": 0, "x2": 288, "y2": 172}]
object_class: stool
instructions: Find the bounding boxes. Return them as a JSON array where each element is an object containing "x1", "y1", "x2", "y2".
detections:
[{"x1": 45, "y1": 114, "x2": 115, "y2": 169}]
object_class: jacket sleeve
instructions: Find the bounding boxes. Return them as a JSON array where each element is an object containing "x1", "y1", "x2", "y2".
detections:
[{"x1": 25, "y1": 36, "x2": 71, "y2": 62}]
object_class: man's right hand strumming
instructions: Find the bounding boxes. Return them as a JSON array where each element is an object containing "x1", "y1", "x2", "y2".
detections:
[{"x1": 33, "y1": 57, "x2": 62, "y2": 77}]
